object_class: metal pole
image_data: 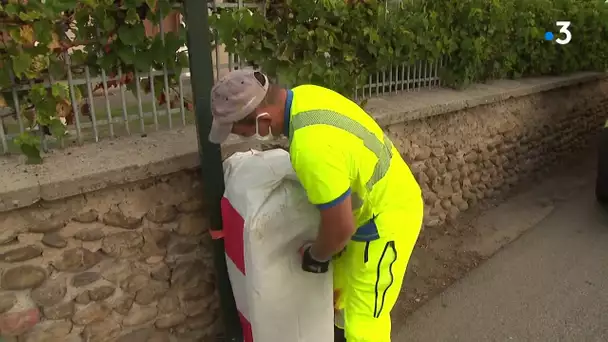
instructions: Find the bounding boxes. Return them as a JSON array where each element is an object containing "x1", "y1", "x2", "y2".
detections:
[{"x1": 181, "y1": 1, "x2": 243, "y2": 341}]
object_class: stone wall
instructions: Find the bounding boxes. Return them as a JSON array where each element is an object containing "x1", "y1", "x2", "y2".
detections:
[
  {"x1": 0, "y1": 170, "x2": 221, "y2": 341},
  {"x1": 385, "y1": 79, "x2": 608, "y2": 228}
]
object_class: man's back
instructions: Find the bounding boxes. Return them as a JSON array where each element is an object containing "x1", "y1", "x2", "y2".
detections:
[{"x1": 287, "y1": 84, "x2": 422, "y2": 238}]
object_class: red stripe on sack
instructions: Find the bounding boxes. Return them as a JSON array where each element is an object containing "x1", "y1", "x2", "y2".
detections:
[
  {"x1": 239, "y1": 311, "x2": 254, "y2": 342},
  {"x1": 221, "y1": 197, "x2": 246, "y2": 274}
]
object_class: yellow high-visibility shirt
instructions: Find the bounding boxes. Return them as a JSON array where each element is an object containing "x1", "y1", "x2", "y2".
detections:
[{"x1": 285, "y1": 85, "x2": 422, "y2": 241}]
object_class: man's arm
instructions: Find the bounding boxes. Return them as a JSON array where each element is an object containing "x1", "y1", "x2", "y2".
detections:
[
  {"x1": 291, "y1": 141, "x2": 355, "y2": 261},
  {"x1": 310, "y1": 194, "x2": 356, "y2": 261}
]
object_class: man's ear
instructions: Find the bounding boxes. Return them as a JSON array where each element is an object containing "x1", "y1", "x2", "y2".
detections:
[{"x1": 256, "y1": 111, "x2": 273, "y2": 124}]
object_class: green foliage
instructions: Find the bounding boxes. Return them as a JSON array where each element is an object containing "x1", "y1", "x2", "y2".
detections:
[
  {"x1": 13, "y1": 131, "x2": 42, "y2": 164},
  {"x1": 210, "y1": 0, "x2": 608, "y2": 95},
  {"x1": 0, "y1": 0, "x2": 188, "y2": 163}
]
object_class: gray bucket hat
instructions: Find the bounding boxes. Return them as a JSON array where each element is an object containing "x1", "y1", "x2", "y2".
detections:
[{"x1": 208, "y1": 68, "x2": 269, "y2": 144}]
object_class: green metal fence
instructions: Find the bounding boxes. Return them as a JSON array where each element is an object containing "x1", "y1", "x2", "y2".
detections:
[{"x1": 354, "y1": 59, "x2": 444, "y2": 101}]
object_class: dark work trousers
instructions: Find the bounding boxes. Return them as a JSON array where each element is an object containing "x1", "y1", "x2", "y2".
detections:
[
  {"x1": 335, "y1": 325, "x2": 346, "y2": 342},
  {"x1": 596, "y1": 127, "x2": 608, "y2": 205}
]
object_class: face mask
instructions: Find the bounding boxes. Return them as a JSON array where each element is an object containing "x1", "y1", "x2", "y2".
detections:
[{"x1": 244, "y1": 113, "x2": 277, "y2": 142}]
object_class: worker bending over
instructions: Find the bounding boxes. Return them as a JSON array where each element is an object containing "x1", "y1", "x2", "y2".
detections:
[{"x1": 208, "y1": 69, "x2": 424, "y2": 342}]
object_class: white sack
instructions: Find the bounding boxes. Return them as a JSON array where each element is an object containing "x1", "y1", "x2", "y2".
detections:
[{"x1": 222, "y1": 148, "x2": 334, "y2": 342}]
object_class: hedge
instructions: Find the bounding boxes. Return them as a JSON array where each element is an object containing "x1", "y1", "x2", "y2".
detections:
[{"x1": 210, "y1": 0, "x2": 608, "y2": 96}]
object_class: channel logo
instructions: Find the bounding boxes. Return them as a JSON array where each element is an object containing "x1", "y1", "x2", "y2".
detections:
[{"x1": 544, "y1": 21, "x2": 572, "y2": 45}]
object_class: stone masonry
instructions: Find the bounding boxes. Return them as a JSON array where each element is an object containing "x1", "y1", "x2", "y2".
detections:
[
  {"x1": 0, "y1": 170, "x2": 222, "y2": 341},
  {"x1": 385, "y1": 79, "x2": 608, "y2": 228}
]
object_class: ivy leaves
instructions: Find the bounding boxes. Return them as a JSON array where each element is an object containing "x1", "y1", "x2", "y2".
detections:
[
  {"x1": 210, "y1": 0, "x2": 379, "y2": 95},
  {"x1": 210, "y1": 0, "x2": 438, "y2": 95},
  {"x1": 10, "y1": 54, "x2": 32, "y2": 78},
  {"x1": 0, "y1": 0, "x2": 187, "y2": 162},
  {"x1": 14, "y1": 133, "x2": 42, "y2": 164},
  {"x1": 118, "y1": 24, "x2": 146, "y2": 46},
  {"x1": 212, "y1": 0, "x2": 608, "y2": 94}
]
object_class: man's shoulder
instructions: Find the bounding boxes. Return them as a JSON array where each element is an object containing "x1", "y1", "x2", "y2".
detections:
[
  {"x1": 292, "y1": 84, "x2": 340, "y2": 97},
  {"x1": 289, "y1": 135, "x2": 342, "y2": 161}
]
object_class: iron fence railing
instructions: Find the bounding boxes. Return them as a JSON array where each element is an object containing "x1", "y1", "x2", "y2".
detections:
[
  {"x1": 354, "y1": 58, "x2": 444, "y2": 101},
  {"x1": 0, "y1": 1, "x2": 445, "y2": 155},
  {"x1": 0, "y1": 12, "x2": 195, "y2": 155},
  {"x1": 0, "y1": 68, "x2": 192, "y2": 150},
  {"x1": 0, "y1": 1, "x2": 262, "y2": 155}
]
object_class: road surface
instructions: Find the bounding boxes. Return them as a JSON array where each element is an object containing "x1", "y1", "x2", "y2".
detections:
[{"x1": 395, "y1": 182, "x2": 608, "y2": 341}]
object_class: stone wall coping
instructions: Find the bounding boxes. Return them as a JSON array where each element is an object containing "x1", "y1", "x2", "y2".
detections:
[
  {"x1": 1, "y1": 72, "x2": 605, "y2": 213},
  {"x1": 367, "y1": 72, "x2": 607, "y2": 128}
]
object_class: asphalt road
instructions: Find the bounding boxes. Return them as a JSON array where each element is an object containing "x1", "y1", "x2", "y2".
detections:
[{"x1": 395, "y1": 183, "x2": 608, "y2": 342}]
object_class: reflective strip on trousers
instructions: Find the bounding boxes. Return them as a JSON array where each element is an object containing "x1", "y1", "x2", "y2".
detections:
[{"x1": 289, "y1": 109, "x2": 393, "y2": 192}]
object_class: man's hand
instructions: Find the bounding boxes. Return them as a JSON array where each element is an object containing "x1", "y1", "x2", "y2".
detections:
[{"x1": 299, "y1": 242, "x2": 330, "y2": 274}]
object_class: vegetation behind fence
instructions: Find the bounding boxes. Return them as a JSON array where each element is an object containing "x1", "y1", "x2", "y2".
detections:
[
  {"x1": 211, "y1": 0, "x2": 608, "y2": 96},
  {"x1": 0, "y1": 0, "x2": 190, "y2": 163}
]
